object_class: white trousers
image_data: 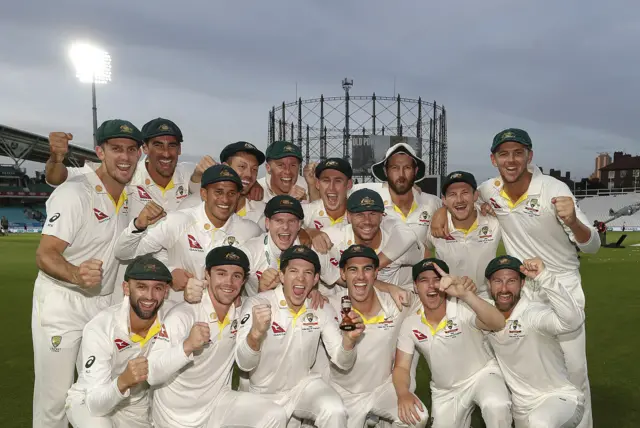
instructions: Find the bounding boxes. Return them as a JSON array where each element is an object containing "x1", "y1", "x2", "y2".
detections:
[
  {"x1": 32, "y1": 282, "x2": 111, "y2": 428},
  {"x1": 529, "y1": 271, "x2": 591, "y2": 428},
  {"x1": 430, "y1": 363, "x2": 512, "y2": 428},
  {"x1": 66, "y1": 396, "x2": 151, "y2": 428},
  {"x1": 513, "y1": 393, "x2": 585, "y2": 428}
]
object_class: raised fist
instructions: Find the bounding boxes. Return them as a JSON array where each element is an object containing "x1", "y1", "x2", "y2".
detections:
[
  {"x1": 552, "y1": 197, "x2": 578, "y2": 227},
  {"x1": 303, "y1": 162, "x2": 317, "y2": 187},
  {"x1": 258, "y1": 268, "x2": 280, "y2": 292},
  {"x1": 134, "y1": 201, "x2": 165, "y2": 230},
  {"x1": 184, "y1": 277, "x2": 207, "y2": 304},
  {"x1": 191, "y1": 156, "x2": 217, "y2": 183},
  {"x1": 520, "y1": 257, "x2": 545, "y2": 279},
  {"x1": 184, "y1": 322, "x2": 210, "y2": 355},
  {"x1": 75, "y1": 259, "x2": 103, "y2": 288},
  {"x1": 289, "y1": 185, "x2": 307, "y2": 201},
  {"x1": 49, "y1": 132, "x2": 72, "y2": 163},
  {"x1": 118, "y1": 356, "x2": 148, "y2": 392},
  {"x1": 250, "y1": 303, "x2": 272, "y2": 337},
  {"x1": 311, "y1": 231, "x2": 333, "y2": 254}
]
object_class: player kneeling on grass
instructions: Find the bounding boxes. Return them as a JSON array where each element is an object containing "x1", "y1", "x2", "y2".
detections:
[
  {"x1": 393, "y1": 258, "x2": 511, "y2": 428},
  {"x1": 65, "y1": 255, "x2": 172, "y2": 428},
  {"x1": 146, "y1": 245, "x2": 287, "y2": 428},
  {"x1": 485, "y1": 255, "x2": 585, "y2": 428},
  {"x1": 235, "y1": 245, "x2": 364, "y2": 427},
  {"x1": 327, "y1": 244, "x2": 429, "y2": 428}
]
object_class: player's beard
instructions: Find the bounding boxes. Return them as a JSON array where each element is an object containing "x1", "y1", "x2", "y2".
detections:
[
  {"x1": 491, "y1": 290, "x2": 521, "y2": 313},
  {"x1": 131, "y1": 296, "x2": 164, "y2": 320},
  {"x1": 150, "y1": 156, "x2": 177, "y2": 178},
  {"x1": 388, "y1": 176, "x2": 413, "y2": 195}
]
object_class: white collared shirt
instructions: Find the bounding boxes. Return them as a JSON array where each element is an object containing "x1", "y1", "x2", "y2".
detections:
[
  {"x1": 67, "y1": 297, "x2": 166, "y2": 417},
  {"x1": 327, "y1": 288, "x2": 403, "y2": 395},
  {"x1": 478, "y1": 165, "x2": 600, "y2": 286},
  {"x1": 425, "y1": 209, "x2": 502, "y2": 296},
  {"x1": 235, "y1": 285, "x2": 356, "y2": 395},
  {"x1": 322, "y1": 218, "x2": 424, "y2": 289},
  {"x1": 397, "y1": 297, "x2": 494, "y2": 390},
  {"x1": 148, "y1": 291, "x2": 239, "y2": 427},
  {"x1": 352, "y1": 182, "x2": 442, "y2": 245},
  {"x1": 486, "y1": 269, "x2": 584, "y2": 411},
  {"x1": 114, "y1": 203, "x2": 262, "y2": 300},
  {"x1": 238, "y1": 233, "x2": 341, "y2": 297},
  {"x1": 38, "y1": 171, "x2": 131, "y2": 296},
  {"x1": 302, "y1": 199, "x2": 348, "y2": 230}
]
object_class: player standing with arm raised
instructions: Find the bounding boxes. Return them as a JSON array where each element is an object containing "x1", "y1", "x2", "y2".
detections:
[
  {"x1": 33, "y1": 120, "x2": 143, "y2": 428},
  {"x1": 393, "y1": 258, "x2": 511, "y2": 428},
  {"x1": 235, "y1": 245, "x2": 364, "y2": 427},
  {"x1": 65, "y1": 256, "x2": 172, "y2": 428}
]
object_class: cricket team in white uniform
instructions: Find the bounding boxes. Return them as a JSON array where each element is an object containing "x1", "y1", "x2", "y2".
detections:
[{"x1": 31, "y1": 119, "x2": 600, "y2": 428}]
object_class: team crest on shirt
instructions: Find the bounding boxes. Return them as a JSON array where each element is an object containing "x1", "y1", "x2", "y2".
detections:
[
  {"x1": 302, "y1": 312, "x2": 320, "y2": 331},
  {"x1": 478, "y1": 225, "x2": 494, "y2": 242},
  {"x1": 413, "y1": 329, "x2": 428, "y2": 342},
  {"x1": 524, "y1": 198, "x2": 541, "y2": 216},
  {"x1": 444, "y1": 319, "x2": 461, "y2": 338},
  {"x1": 271, "y1": 321, "x2": 287, "y2": 336},
  {"x1": 419, "y1": 211, "x2": 431, "y2": 225},
  {"x1": 508, "y1": 319, "x2": 525, "y2": 338},
  {"x1": 50, "y1": 335, "x2": 62, "y2": 352},
  {"x1": 176, "y1": 185, "x2": 188, "y2": 200},
  {"x1": 224, "y1": 236, "x2": 237, "y2": 246},
  {"x1": 137, "y1": 186, "x2": 152, "y2": 201},
  {"x1": 187, "y1": 234, "x2": 204, "y2": 252},
  {"x1": 230, "y1": 320, "x2": 238, "y2": 335}
]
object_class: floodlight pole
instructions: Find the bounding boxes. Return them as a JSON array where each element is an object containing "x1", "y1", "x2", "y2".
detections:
[{"x1": 92, "y1": 78, "x2": 98, "y2": 148}]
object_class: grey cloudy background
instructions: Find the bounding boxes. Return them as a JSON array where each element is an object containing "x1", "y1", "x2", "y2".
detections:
[{"x1": 1, "y1": 0, "x2": 639, "y2": 182}]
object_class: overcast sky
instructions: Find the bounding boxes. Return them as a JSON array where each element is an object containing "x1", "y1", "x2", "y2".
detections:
[{"x1": 1, "y1": 0, "x2": 639, "y2": 182}]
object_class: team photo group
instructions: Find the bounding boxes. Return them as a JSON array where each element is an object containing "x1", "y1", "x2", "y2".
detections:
[{"x1": 32, "y1": 117, "x2": 599, "y2": 428}]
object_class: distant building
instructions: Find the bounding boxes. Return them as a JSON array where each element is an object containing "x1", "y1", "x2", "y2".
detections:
[
  {"x1": 593, "y1": 153, "x2": 611, "y2": 180},
  {"x1": 539, "y1": 167, "x2": 575, "y2": 189},
  {"x1": 599, "y1": 151, "x2": 640, "y2": 189}
]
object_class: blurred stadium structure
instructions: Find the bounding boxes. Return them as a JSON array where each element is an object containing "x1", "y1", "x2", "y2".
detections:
[
  {"x1": 0, "y1": 124, "x2": 98, "y2": 233},
  {"x1": 267, "y1": 79, "x2": 447, "y2": 195}
]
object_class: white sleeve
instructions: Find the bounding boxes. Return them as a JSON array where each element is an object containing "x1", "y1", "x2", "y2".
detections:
[
  {"x1": 476, "y1": 180, "x2": 492, "y2": 205},
  {"x1": 527, "y1": 269, "x2": 585, "y2": 336},
  {"x1": 319, "y1": 305, "x2": 356, "y2": 370},
  {"x1": 234, "y1": 298, "x2": 262, "y2": 372},
  {"x1": 381, "y1": 220, "x2": 417, "y2": 260},
  {"x1": 147, "y1": 310, "x2": 194, "y2": 386},
  {"x1": 553, "y1": 184, "x2": 600, "y2": 254},
  {"x1": 42, "y1": 184, "x2": 86, "y2": 245},
  {"x1": 302, "y1": 204, "x2": 314, "y2": 229},
  {"x1": 81, "y1": 325, "x2": 129, "y2": 417},
  {"x1": 114, "y1": 216, "x2": 177, "y2": 261},
  {"x1": 396, "y1": 317, "x2": 417, "y2": 355},
  {"x1": 178, "y1": 193, "x2": 201, "y2": 210},
  {"x1": 318, "y1": 250, "x2": 341, "y2": 286}
]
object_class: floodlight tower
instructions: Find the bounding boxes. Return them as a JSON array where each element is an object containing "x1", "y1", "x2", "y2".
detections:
[
  {"x1": 69, "y1": 42, "x2": 112, "y2": 147},
  {"x1": 342, "y1": 78, "x2": 353, "y2": 161}
]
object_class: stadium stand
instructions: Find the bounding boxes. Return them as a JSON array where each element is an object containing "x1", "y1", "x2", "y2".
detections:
[{"x1": 577, "y1": 193, "x2": 640, "y2": 230}]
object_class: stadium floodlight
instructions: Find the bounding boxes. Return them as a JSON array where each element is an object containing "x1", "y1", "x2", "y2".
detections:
[{"x1": 68, "y1": 42, "x2": 112, "y2": 147}]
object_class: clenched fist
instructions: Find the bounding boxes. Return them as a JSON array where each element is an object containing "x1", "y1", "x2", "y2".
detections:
[
  {"x1": 258, "y1": 268, "x2": 280, "y2": 292},
  {"x1": 552, "y1": 197, "x2": 578, "y2": 227},
  {"x1": 311, "y1": 231, "x2": 333, "y2": 254},
  {"x1": 303, "y1": 162, "x2": 317, "y2": 187},
  {"x1": 249, "y1": 303, "x2": 272, "y2": 338},
  {"x1": 134, "y1": 201, "x2": 165, "y2": 230},
  {"x1": 190, "y1": 156, "x2": 217, "y2": 183},
  {"x1": 247, "y1": 181, "x2": 264, "y2": 201},
  {"x1": 520, "y1": 257, "x2": 545, "y2": 279},
  {"x1": 184, "y1": 277, "x2": 207, "y2": 304},
  {"x1": 289, "y1": 185, "x2": 307, "y2": 201},
  {"x1": 171, "y1": 269, "x2": 194, "y2": 292},
  {"x1": 117, "y1": 356, "x2": 148, "y2": 393},
  {"x1": 49, "y1": 132, "x2": 72, "y2": 163},
  {"x1": 74, "y1": 259, "x2": 102, "y2": 288},
  {"x1": 183, "y1": 322, "x2": 210, "y2": 355}
]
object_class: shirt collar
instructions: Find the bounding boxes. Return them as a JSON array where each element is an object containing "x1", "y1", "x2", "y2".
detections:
[
  {"x1": 203, "y1": 288, "x2": 236, "y2": 324},
  {"x1": 195, "y1": 203, "x2": 234, "y2": 233},
  {"x1": 492, "y1": 164, "x2": 543, "y2": 197},
  {"x1": 137, "y1": 158, "x2": 187, "y2": 189}
]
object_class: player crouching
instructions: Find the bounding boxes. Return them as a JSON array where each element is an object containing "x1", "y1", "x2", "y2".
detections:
[{"x1": 65, "y1": 255, "x2": 172, "y2": 428}]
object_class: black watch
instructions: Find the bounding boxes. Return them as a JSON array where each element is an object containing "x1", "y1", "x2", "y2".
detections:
[{"x1": 132, "y1": 218, "x2": 147, "y2": 233}]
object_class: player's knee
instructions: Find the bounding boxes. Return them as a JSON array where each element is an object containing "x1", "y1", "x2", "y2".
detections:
[
  {"x1": 527, "y1": 412, "x2": 557, "y2": 428},
  {"x1": 317, "y1": 394, "x2": 348, "y2": 421},
  {"x1": 479, "y1": 396, "x2": 512, "y2": 421},
  {"x1": 259, "y1": 404, "x2": 288, "y2": 426}
]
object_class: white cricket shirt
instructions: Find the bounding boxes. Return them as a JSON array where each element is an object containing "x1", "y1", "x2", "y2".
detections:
[
  {"x1": 425, "y1": 208, "x2": 502, "y2": 296},
  {"x1": 66, "y1": 297, "x2": 165, "y2": 417},
  {"x1": 486, "y1": 269, "x2": 584, "y2": 411},
  {"x1": 302, "y1": 199, "x2": 348, "y2": 230},
  {"x1": 148, "y1": 291, "x2": 239, "y2": 428},
  {"x1": 235, "y1": 285, "x2": 356, "y2": 394},
  {"x1": 37, "y1": 171, "x2": 131, "y2": 296},
  {"x1": 238, "y1": 233, "x2": 341, "y2": 297},
  {"x1": 397, "y1": 297, "x2": 494, "y2": 390},
  {"x1": 328, "y1": 288, "x2": 403, "y2": 395}
]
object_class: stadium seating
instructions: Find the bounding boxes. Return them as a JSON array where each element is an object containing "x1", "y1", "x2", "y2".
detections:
[{"x1": 578, "y1": 193, "x2": 640, "y2": 227}]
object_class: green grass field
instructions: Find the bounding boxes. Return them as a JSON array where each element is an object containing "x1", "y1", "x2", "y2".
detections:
[{"x1": 1, "y1": 232, "x2": 639, "y2": 427}]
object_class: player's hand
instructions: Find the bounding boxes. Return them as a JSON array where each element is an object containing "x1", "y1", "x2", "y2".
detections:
[
  {"x1": 247, "y1": 181, "x2": 264, "y2": 201},
  {"x1": 552, "y1": 196, "x2": 578, "y2": 227},
  {"x1": 250, "y1": 303, "x2": 272, "y2": 338},
  {"x1": 171, "y1": 269, "x2": 194, "y2": 292},
  {"x1": 309, "y1": 289, "x2": 328, "y2": 310},
  {"x1": 434, "y1": 264, "x2": 476, "y2": 298},
  {"x1": 49, "y1": 132, "x2": 72, "y2": 163},
  {"x1": 480, "y1": 202, "x2": 496, "y2": 217},
  {"x1": 74, "y1": 259, "x2": 102, "y2": 288},
  {"x1": 430, "y1": 207, "x2": 452, "y2": 240},
  {"x1": 298, "y1": 228, "x2": 312, "y2": 247},
  {"x1": 520, "y1": 257, "x2": 545, "y2": 279},
  {"x1": 311, "y1": 231, "x2": 333, "y2": 254},
  {"x1": 303, "y1": 162, "x2": 317, "y2": 187},
  {"x1": 289, "y1": 185, "x2": 307, "y2": 201},
  {"x1": 397, "y1": 391, "x2": 425, "y2": 426},
  {"x1": 134, "y1": 201, "x2": 166, "y2": 230},
  {"x1": 184, "y1": 277, "x2": 207, "y2": 304},
  {"x1": 190, "y1": 155, "x2": 216, "y2": 183},
  {"x1": 387, "y1": 284, "x2": 410, "y2": 310},
  {"x1": 117, "y1": 356, "x2": 148, "y2": 392},
  {"x1": 183, "y1": 322, "x2": 210, "y2": 355},
  {"x1": 342, "y1": 311, "x2": 365, "y2": 346},
  {"x1": 258, "y1": 268, "x2": 280, "y2": 292}
]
